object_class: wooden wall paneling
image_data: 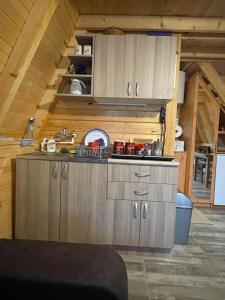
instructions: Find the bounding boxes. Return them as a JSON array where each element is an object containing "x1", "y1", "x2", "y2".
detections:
[
  {"x1": 0, "y1": 23, "x2": 17, "y2": 46},
  {"x1": 34, "y1": 1, "x2": 80, "y2": 138},
  {"x1": 0, "y1": 0, "x2": 60, "y2": 129},
  {"x1": 76, "y1": 15, "x2": 225, "y2": 32},
  {"x1": 0, "y1": 141, "x2": 35, "y2": 238},
  {"x1": 75, "y1": 0, "x2": 225, "y2": 17},
  {"x1": 180, "y1": 74, "x2": 199, "y2": 198},
  {"x1": 0, "y1": 1, "x2": 25, "y2": 29},
  {"x1": 199, "y1": 62, "x2": 225, "y2": 106},
  {"x1": 164, "y1": 34, "x2": 181, "y2": 156},
  {"x1": 9, "y1": 1, "x2": 30, "y2": 20}
]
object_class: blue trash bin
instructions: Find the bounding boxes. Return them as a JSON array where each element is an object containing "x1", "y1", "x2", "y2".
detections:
[{"x1": 175, "y1": 193, "x2": 193, "y2": 245}]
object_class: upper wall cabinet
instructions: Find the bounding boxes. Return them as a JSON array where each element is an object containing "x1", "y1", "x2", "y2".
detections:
[{"x1": 94, "y1": 34, "x2": 177, "y2": 103}]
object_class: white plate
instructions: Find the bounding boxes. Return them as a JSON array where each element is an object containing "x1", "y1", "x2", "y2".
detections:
[{"x1": 83, "y1": 129, "x2": 110, "y2": 147}]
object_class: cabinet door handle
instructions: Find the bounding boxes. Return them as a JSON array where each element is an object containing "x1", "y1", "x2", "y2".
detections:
[
  {"x1": 135, "y1": 172, "x2": 151, "y2": 177},
  {"x1": 62, "y1": 164, "x2": 68, "y2": 179},
  {"x1": 52, "y1": 163, "x2": 58, "y2": 179},
  {"x1": 135, "y1": 82, "x2": 139, "y2": 96},
  {"x1": 134, "y1": 191, "x2": 149, "y2": 196},
  {"x1": 133, "y1": 202, "x2": 138, "y2": 218},
  {"x1": 142, "y1": 203, "x2": 148, "y2": 219},
  {"x1": 127, "y1": 82, "x2": 131, "y2": 96}
]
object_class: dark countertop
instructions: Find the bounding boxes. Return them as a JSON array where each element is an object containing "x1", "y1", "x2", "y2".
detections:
[
  {"x1": 16, "y1": 152, "x2": 179, "y2": 166},
  {"x1": 16, "y1": 152, "x2": 108, "y2": 164}
]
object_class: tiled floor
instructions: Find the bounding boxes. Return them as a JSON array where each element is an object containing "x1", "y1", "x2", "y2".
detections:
[{"x1": 118, "y1": 207, "x2": 225, "y2": 300}]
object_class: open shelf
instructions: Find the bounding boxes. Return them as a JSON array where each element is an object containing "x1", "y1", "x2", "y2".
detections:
[{"x1": 56, "y1": 35, "x2": 95, "y2": 99}]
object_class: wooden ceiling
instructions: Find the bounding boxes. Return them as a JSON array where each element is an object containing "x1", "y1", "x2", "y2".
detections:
[{"x1": 75, "y1": 0, "x2": 225, "y2": 17}]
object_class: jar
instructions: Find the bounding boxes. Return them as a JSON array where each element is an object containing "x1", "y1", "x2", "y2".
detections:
[
  {"x1": 114, "y1": 141, "x2": 125, "y2": 154},
  {"x1": 47, "y1": 138, "x2": 56, "y2": 153},
  {"x1": 125, "y1": 142, "x2": 136, "y2": 155}
]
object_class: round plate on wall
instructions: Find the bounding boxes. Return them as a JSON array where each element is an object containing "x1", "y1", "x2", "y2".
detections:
[{"x1": 83, "y1": 129, "x2": 110, "y2": 147}]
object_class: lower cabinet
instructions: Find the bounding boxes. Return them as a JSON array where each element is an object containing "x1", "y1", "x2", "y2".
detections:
[
  {"x1": 60, "y1": 162, "x2": 107, "y2": 244},
  {"x1": 16, "y1": 159, "x2": 61, "y2": 241},
  {"x1": 16, "y1": 158, "x2": 177, "y2": 248},
  {"x1": 105, "y1": 200, "x2": 176, "y2": 248},
  {"x1": 16, "y1": 159, "x2": 107, "y2": 244}
]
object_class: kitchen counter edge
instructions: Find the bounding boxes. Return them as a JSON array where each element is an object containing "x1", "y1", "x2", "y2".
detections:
[{"x1": 16, "y1": 153, "x2": 179, "y2": 167}]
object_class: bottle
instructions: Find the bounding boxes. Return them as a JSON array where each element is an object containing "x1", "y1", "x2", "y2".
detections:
[
  {"x1": 40, "y1": 138, "x2": 47, "y2": 152},
  {"x1": 47, "y1": 138, "x2": 56, "y2": 153}
]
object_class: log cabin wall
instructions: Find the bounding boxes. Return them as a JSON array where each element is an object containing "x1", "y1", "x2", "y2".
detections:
[
  {"x1": 0, "y1": 0, "x2": 33, "y2": 75},
  {"x1": 40, "y1": 100, "x2": 162, "y2": 144},
  {"x1": 0, "y1": 0, "x2": 79, "y2": 238}
]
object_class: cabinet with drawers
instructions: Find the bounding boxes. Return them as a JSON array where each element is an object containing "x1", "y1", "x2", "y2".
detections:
[
  {"x1": 106, "y1": 162, "x2": 178, "y2": 248},
  {"x1": 16, "y1": 155, "x2": 178, "y2": 249}
]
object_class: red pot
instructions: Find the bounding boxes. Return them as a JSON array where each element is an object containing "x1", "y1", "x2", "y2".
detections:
[
  {"x1": 114, "y1": 141, "x2": 125, "y2": 154},
  {"x1": 125, "y1": 142, "x2": 136, "y2": 155}
]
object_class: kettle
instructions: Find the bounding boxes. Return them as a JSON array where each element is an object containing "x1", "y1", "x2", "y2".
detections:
[{"x1": 70, "y1": 79, "x2": 86, "y2": 95}]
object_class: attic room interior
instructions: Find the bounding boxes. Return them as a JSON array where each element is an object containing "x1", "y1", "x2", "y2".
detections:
[{"x1": 0, "y1": 0, "x2": 225, "y2": 299}]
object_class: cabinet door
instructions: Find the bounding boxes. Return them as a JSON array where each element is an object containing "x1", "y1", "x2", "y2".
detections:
[
  {"x1": 15, "y1": 159, "x2": 61, "y2": 241},
  {"x1": 134, "y1": 36, "x2": 177, "y2": 99},
  {"x1": 94, "y1": 35, "x2": 135, "y2": 98},
  {"x1": 60, "y1": 162, "x2": 107, "y2": 244},
  {"x1": 139, "y1": 201, "x2": 176, "y2": 248},
  {"x1": 105, "y1": 200, "x2": 141, "y2": 246}
]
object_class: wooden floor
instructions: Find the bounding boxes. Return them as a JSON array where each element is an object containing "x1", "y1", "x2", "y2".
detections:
[
  {"x1": 118, "y1": 207, "x2": 225, "y2": 300},
  {"x1": 192, "y1": 171, "x2": 211, "y2": 199}
]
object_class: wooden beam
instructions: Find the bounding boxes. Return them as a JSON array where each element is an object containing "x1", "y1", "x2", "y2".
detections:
[
  {"x1": 0, "y1": 0, "x2": 60, "y2": 127},
  {"x1": 181, "y1": 52, "x2": 225, "y2": 61},
  {"x1": 179, "y1": 74, "x2": 199, "y2": 198},
  {"x1": 198, "y1": 63, "x2": 225, "y2": 106},
  {"x1": 76, "y1": 15, "x2": 225, "y2": 33},
  {"x1": 164, "y1": 34, "x2": 181, "y2": 156}
]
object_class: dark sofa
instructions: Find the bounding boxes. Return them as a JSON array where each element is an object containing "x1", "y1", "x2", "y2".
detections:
[{"x1": 0, "y1": 239, "x2": 128, "y2": 300}]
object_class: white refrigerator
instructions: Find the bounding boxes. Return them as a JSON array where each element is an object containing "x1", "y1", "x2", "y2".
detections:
[{"x1": 214, "y1": 154, "x2": 225, "y2": 205}]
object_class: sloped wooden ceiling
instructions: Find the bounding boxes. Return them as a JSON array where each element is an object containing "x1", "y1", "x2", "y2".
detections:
[
  {"x1": 75, "y1": 0, "x2": 225, "y2": 17},
  {"x1": 0, "y1": 0, "x2": 79, "y2": 138}
]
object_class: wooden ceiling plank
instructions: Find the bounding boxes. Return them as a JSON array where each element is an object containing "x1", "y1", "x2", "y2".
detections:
[
  {"x1": 0, "y1": 0, "x2": 60, "y2": 128},
  {"x1": 76, "y1": 15, "x2": 225, "y2": 33},
  {"x1": 199, "y1": 62, "x2": 225, "y2": 105}
]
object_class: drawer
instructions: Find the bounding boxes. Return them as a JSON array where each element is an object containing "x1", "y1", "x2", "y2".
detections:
[
  {"x1": 108, "y1": 164, "x2": 178, "y2": 184},
  {"x1": 107, "y1": 182, "x2": 177, "y2": 202}
]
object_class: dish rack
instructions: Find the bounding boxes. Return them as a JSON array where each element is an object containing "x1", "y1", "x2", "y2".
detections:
[{"x1": 75, "y1": 145, "x2": 112, "y2": 159}]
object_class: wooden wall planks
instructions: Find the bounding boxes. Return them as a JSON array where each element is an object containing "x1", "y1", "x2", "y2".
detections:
[
  {"x1": 0, "y1": 141, "x2": 35, "y2": 238},
  {"x1": 0, "y1": 0, "x2": 78, "y2": 238},
  {"x1": 0, "y1": 0, "x2": 78, "y2": 138},
  {"x1": 40, "y1": 100, "x2": 161, "y2": 144},
  {"x1": 0, "y1": 0, "x2": 33, "y2": 75}
]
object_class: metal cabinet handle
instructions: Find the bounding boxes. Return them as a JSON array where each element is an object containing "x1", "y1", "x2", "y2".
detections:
[
  {"x1": 127, "y1": 82, "x2": 131, "y2": 96},
  {"x1": 134, "y1": 191, "x2": 150, "y2": 196},
  {"x1": 135, "y1": 82, "x2": 139, "y2": 96},
  {"x1": 135, "y1": 172, "x2": 151, "y2": 177},
  {"x1": 62, "y1": 164, "x2": 68, "y2": 179},
  {"x1": 133, "y1": 202, "x2": 138, "y2": 218},
  {"x1": 52, "y1": 163, "x2": 58, "y2": 179},
  {"x1": 142, "y1": 203, "x2": 148, "y2": 219}
]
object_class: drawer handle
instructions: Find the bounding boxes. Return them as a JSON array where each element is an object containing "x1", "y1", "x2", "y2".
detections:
[
  {"x1": 52, "y1": 163, "x2": 58, "y2": 179},
  {"x1": 135, "y1": 172, "x2": 151, "y2": 177},
  {"x1": 143, "y1": 203, "x2": 148, "y2": 219},
  {"x1": 133, "y1": 202, "x2": 138, "y2": 218},
  {"x1": 127, "y1": 82, "x2": 131, "y2": 96},
  {"x1": 134, "y1": 191, "x2": 150, "y2": 196},
  {"x1": 62, "y1": 164, "x2": 68, "y2": 179}
]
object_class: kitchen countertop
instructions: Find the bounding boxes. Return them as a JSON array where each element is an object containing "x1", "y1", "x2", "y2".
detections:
[{"x1": 16, "y1": 152, "x2": 179, "y2": 166}]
